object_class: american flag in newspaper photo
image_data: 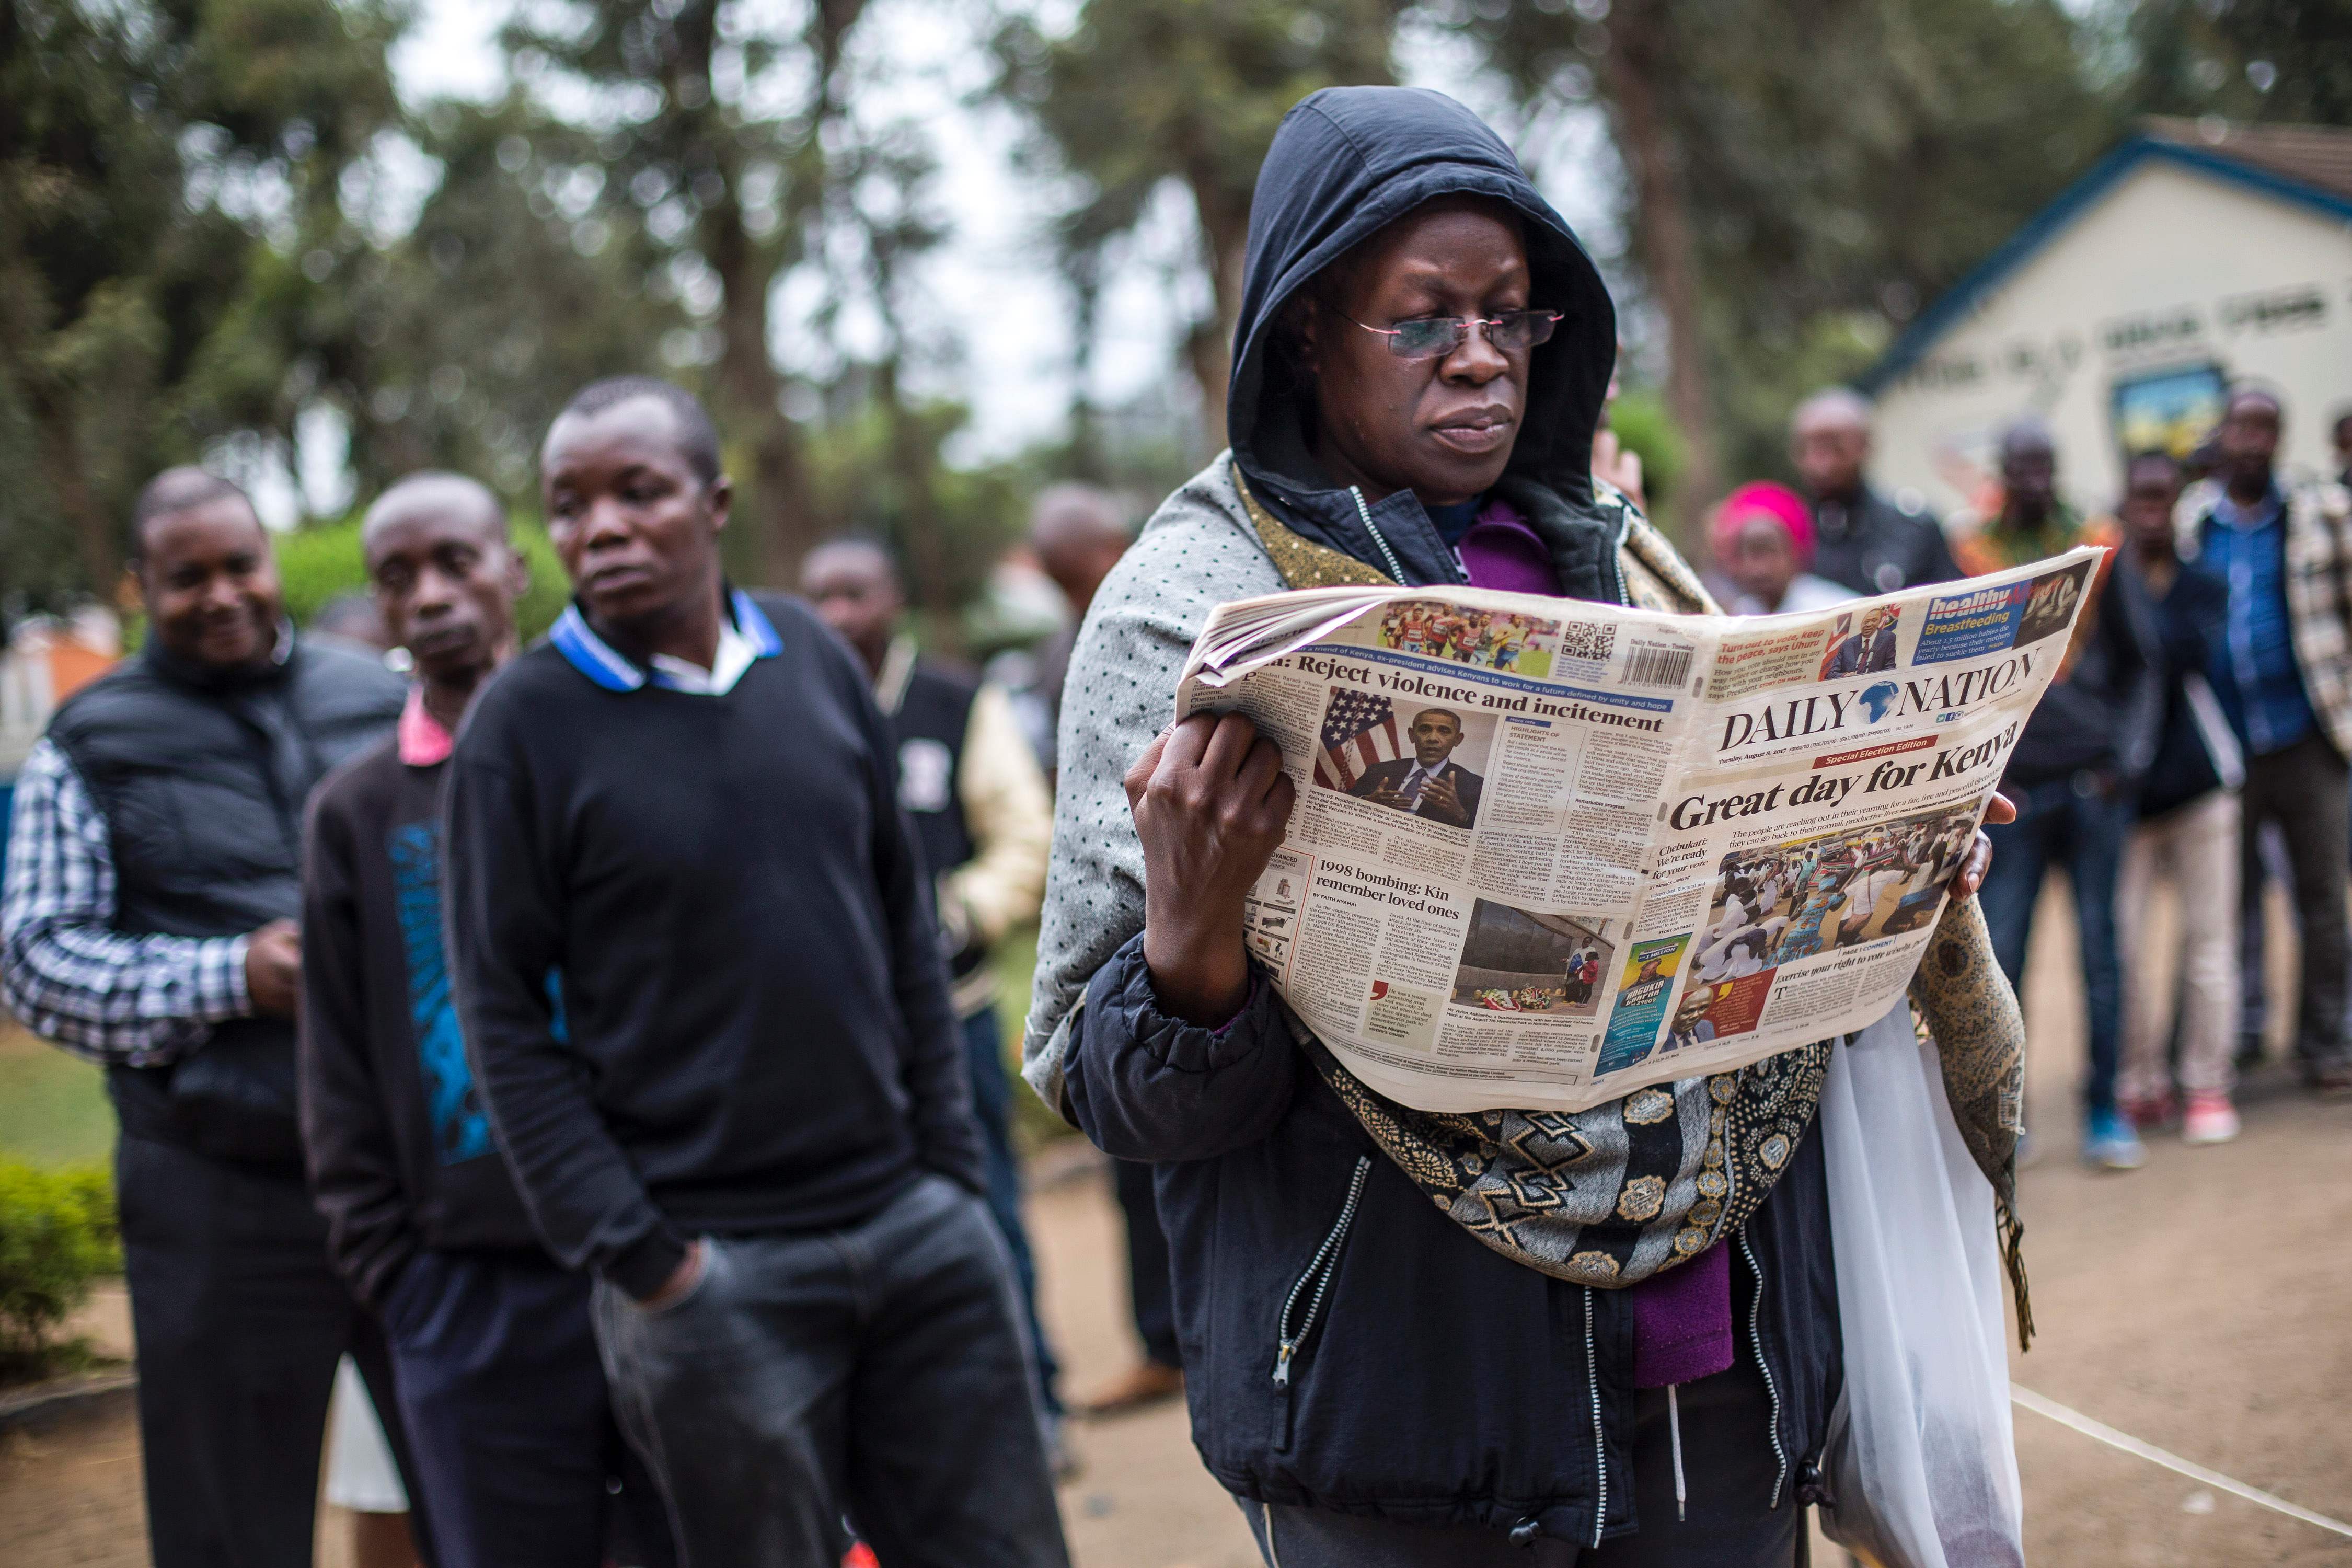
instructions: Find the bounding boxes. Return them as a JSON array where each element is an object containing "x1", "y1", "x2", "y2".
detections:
[{"x1": 1314, "y1": 688, "x2": 1401, "y2": 790}]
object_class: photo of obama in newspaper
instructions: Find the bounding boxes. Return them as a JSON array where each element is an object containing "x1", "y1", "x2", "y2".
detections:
[
  {"x1": 1699, "y1": 803, "x2": 1981, "y2": 973},
  {"x1": 1449, "y1": 901, "x2": 1613, "y2": 1016},
  {"x1": 1371, "y1": 597, "x2": 1563, "y2": 676},
  {"x1": 1313, "y1": 687, "x2": 1495, "y2": 831}
]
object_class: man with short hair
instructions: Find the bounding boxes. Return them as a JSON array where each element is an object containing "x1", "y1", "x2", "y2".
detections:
[
  {"x1": 2, "y1": 468, "x2": 413, "y2": 1567},
  {"x1": 299, "y1": 474, "x2": 674, "y2": 1568},
  {"x1": 799, "y1": 536, "x2": 1061, "y2": 1437},
  {"x1": 1789, "y1": 386, "x2": 1963, "y2": 594},
  {"x1": 1025, "y1": 483, "x2": 1132, "y2": 777},
  {"x1": 1348, "y1": 706, "x2": 1484, "y2": 828},
  {"x1": 444, "y1": 377, "x2": 1068, "y2": 1567},
  {"x1": 2181, "y1": 387, "x2": 2352, "y2": 1093}
]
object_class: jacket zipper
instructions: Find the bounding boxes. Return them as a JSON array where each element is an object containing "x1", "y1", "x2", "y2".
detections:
[
  {"x1": 1273, "y1": 1155, "x2": 1372, "y2": 1390},
  {"x1": 1584, "y1": 1285, "x2": 1606, "y2": 1547},
  {"x1": 1738, "y1": 1227, "x2": 1791, "y2": 1508}
]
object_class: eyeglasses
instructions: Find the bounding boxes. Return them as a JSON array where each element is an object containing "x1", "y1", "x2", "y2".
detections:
[{"x1": 1336, "y1": 308, "x2": 1563, "y2": 361}]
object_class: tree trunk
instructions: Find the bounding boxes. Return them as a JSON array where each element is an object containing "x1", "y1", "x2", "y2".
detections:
[
  {"x1": 1601, "y1": 9, "x2": 1720, "y2": 541},
  {"x1": 1182, "y1": 162, "x2": 1252, "y2": 454},
  {"x1": 30, "y1": 387, "x2": 117, "y2": 594}
]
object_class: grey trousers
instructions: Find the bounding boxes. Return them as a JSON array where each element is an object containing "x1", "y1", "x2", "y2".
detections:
[
  {"x1": 593, "y1": 1173, "x2": 1070, "y2": 1568},
  {"x1": 2241, "y1": 733, "x2": 2351, "y2": 1071}
]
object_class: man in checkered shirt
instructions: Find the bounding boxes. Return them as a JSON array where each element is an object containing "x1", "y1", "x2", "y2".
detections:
[{"x1": 2, "y1": 468, "x2": 409, "y2": 1567}]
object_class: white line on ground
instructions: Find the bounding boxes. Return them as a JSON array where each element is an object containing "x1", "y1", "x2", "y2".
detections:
[{"x1": 2011, "y1": 1385, "x2": 2352, "y2": 1540}]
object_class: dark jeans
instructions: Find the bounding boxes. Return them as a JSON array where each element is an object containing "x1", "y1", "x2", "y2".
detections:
[
  {"x1": 382, "y1": 1250, "x2": 675, "y2": 1568},
  {"x1": 2243, "y1": 732, "x2": 2352, "y2": 1069},
  {"x1": 114, "y1": 1130, "x2": 434, "y2": 1568},
  {"x1": 1979, "y1": 775, "x2": 2131, "y2": 1116},
  {"x1": 592, "y1": 1173, "x2": 1070, "y2": 1568},
  {"x1": 1238, "y1": 1353, "x2": 1801, "y2": 1564},
  {"x1": 964, "y1": 1007, "x2": 1062, "y2": 1415},
  {"x1": 1114, "y1": 1155, "x2": 1181, "y2": 1368}
]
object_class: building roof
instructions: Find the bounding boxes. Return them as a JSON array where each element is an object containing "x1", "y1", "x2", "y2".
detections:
[
  {"x1": 1861, "y1": 119, "x2": 2352, "y2": 394},
  {"x1": 2141, "y1": 116, "x2": 2352, "y2": 203}
]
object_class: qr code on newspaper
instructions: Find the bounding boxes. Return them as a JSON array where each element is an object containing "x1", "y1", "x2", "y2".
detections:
[{"x1": 1557, "y1": 620, "x2": 1617, "y2": 663}]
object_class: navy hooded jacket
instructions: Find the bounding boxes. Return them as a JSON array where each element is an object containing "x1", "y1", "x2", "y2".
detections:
[{"x1": 1063, "y1": 87, "x2": 1841, "y2": 1547}]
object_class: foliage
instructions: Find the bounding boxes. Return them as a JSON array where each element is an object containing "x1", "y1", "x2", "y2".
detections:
[
  {"x1": 996, "y1": 0, "x2": 1410, "y2": 443},
  {"x1": 1603, "y1": 389, "x2": 1684, "y2": 512},
  {"x1": 273, "y1": 518, "x2": 574, "y2": 644},
  {"x1": 2116, "y1": 0, "x2": 2352, "y2": 125},
  {"x1": 0, "y1": 1160, "x2": 119, "y2": 1381},
  {"x1": 0, "y1": 0, "x2": 407, "y2": 608},
  {"x1": 1446, "y1": 0, "x2": 2117, "y2": 525}
]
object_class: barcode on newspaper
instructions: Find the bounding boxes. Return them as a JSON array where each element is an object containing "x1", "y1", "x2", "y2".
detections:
[
  {"x1": 1558, "y1": 621, "x2": 1616, "y2": 662},
  {"x1": 1620, "y1": 642, "x2": 1694, "y2": 688}
]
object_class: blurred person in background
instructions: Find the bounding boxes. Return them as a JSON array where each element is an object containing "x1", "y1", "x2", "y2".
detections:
[
  {"x1": 1789, "y1": 387, "x2": 1963, "y2": 595},
  {"x1": 1968, "y1": 420, "x2": 2160, "y2": 1169},
  {"x1": 800, "y1": 536, "x2": 1063, "y2": 1448},
  {"x1": 445, "y1": 377, "x2": 1066, "y2": 1567},
  {"x1": 0, "y1": 468, "x2": 414, "y2": 1567},
  {"x1": 1027, "y1": 483, "x2": 1133, "y2": 780},
  {"x1": 2107, "y1": 452, "x2": 2243, "y2": 1146},
  {"x1": 1710, "y1": 481, "x2": 1850, "y2": 616},
  {"x1": 2179, "y1": 387, "x2": 2352, "y2": 1094},
  {"x1": 2334, "y1": 408, "x2": 2352, "y2": 490},
  {"x1": 313, "y1": 591, "x2": 395, "y2": 657},
  {"x1": 1025, "y1": 85, "x2": 2022, "y2": 1562},
  {"x1": 301, "y1": 474, "x2": 675, "y2": 1568},
  {"x1": 1024, "y1": 486, "x2": 1188, "y2": 1417}
]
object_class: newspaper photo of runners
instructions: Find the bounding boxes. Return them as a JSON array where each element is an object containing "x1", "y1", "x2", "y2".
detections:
[
  {"x1": 1312, "y1": 686, "x2": 1498, "y2": 832},
  {"x1": 1699, "y1": 802, "x2": 1983, "y2": 974},
  {"x1": 1369, "y1": 597, "x2": 1563, "y2": 676},
  {"x1": 1449, "y1": 902, "x2": 1613, "y2": 1016}
]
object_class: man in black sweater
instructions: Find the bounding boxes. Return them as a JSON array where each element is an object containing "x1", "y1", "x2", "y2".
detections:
[
  {"x1": 444, "y1": 378, "x2": 1068, "y2": 1568},
  {"x1": 299, "y1": 473, "x2": 673, "y2": 1568}
]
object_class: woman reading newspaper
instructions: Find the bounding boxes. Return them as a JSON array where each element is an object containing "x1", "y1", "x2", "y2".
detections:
[{"x1": 1024, "y1": 86, "x2": 2028, "y2": 1566}]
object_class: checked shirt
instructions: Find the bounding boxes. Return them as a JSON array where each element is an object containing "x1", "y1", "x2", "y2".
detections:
[{"x1": 1, "y1": 738, "x2": 252, "y2": 1066}]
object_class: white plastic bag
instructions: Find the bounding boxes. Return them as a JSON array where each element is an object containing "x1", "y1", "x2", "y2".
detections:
[{"x1": 1816, "y1": 1005, "x2": 2025, "y2": 1568}]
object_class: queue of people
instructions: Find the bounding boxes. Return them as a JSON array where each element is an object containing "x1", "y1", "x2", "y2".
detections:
[
  {"x1": 1, "y1": 73, "x2": 2345, "y2": 1568},
  {"x1": 1699, "y1": 382, "x2": 2352, "y2": 1174}
]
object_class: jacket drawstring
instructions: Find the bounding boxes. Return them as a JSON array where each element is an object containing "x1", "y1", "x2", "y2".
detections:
[
  {"x1": 1348, "y1": 486, "x2": 1412, "y2": 583},
  {"x1": 1666, "y1": 1383, "x2": 1687, "y2": 1522}
]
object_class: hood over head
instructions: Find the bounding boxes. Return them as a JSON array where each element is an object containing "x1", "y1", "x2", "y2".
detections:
[{"x1": 1227, "y1": 86, "x2": 1622, "y2": 592}]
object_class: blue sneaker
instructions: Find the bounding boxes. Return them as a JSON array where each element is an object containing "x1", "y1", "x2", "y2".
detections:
[{"x1": 2083, "y1": 1108, "x2": 2146, "y2": 1171}]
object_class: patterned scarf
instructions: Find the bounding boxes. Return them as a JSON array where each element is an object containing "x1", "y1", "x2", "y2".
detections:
[{"x1": 1235, "y1": 476, "x2": 2032, "y2": 1342}]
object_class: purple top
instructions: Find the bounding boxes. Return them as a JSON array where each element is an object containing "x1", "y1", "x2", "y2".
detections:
[{"x1": 1455, "y1": 494, "x2": 1736, "y2": 1389}]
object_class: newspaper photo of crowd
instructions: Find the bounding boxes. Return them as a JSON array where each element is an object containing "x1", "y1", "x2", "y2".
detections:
[{"x1": 1698, "y1": 803, "x2": 1983, "y2": 977}]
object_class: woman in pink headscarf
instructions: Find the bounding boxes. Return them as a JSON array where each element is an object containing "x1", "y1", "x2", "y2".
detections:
[{"x1": 1711, "y1": 481, "x2": 1853, "y2": 615}]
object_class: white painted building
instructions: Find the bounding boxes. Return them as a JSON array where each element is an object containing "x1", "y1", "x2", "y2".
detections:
[{"x1": 1863, "y1": 118, "x2": 2352, "y2": 520}]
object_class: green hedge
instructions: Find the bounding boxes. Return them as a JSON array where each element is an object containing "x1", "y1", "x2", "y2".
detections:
[
  {"x1": 274, "y1": 518, "x2": 574, "y2": 643},
  {"x1": 0, "y1": 1162, "x2": 120, "y2": 1381}
]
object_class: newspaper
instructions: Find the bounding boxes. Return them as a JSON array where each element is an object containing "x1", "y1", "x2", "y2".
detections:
[{"x1": 1177, "y1": 546, "x2": 2103, "y2": 1114}]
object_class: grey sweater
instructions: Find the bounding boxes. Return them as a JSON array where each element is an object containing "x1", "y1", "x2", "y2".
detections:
[{"x1": 1022, "y1": 455, "x2": 1281, "y2": 1113}]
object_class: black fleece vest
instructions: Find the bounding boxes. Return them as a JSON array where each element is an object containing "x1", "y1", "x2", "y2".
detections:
[
  {"x1": 48, "y1": 637, "x2": 403, "y2": 1165},
  {"x1": 888, "y1": 663, "x2": 981, "y2": 979}
]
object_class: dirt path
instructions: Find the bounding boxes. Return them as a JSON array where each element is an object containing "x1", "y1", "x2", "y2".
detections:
[{"x1": 5, "y1": 883, "x2": 2349, "y2": 1564}]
